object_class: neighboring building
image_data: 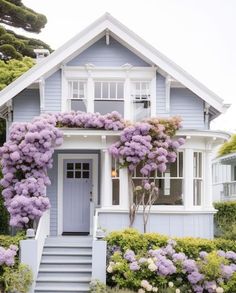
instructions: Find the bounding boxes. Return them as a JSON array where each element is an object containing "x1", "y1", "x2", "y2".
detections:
[
  {"x1": 213, "y1": 153, "x2": 236, "y2": 202},
  {"x1": 0, "y1": 14, "x2": 230, "y2": 292}
]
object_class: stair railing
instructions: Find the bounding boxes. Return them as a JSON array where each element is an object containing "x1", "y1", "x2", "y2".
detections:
[
  {"x1": 35, "y1": 209, "x2": 50, "y2": 272},
  {"x1": 93, "y1": 209, "x2": 99, "y2": 239}
]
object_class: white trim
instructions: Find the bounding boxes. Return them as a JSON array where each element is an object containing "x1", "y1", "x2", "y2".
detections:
[
  {"x1": 39, "y1": 78, "x2": 45, "y2": 112},
  {"x1": 0, "y1": 13, "x2": 228, "y2": 114},
  {"x1": 57, "y1": 153, "x2": 98, "y2": 236}
]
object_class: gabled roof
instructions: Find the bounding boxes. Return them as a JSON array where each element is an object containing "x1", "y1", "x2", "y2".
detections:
[{"x1": 0, "y1": 13, "x2": 230, "y2": 113}]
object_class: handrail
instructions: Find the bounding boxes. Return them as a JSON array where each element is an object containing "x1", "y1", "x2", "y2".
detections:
[
  {"x1": 93, "y1": 209, "x2": 99, "y2": 240},
  {"x1": 35, "y1": 209, "x2": 50, "y2": 272}
]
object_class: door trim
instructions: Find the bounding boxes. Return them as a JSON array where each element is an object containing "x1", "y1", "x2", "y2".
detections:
[{"x1": 57, "y1": 153, "x2": 98, "y2": 236}]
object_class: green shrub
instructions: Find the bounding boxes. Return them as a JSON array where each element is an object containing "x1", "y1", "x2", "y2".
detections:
[
  {"x1": 106, "y1": 229, "x2": 235, "y2": 292},
  {"x1": 214, "y1": 201, "x2": 236, "y2": 239},
  {"x1": 106, "y1": 229, "x2": 236, "y2": 257},
  {"x1": 2, "y1": 264, "x2": 33, "y2": 293},
  {"x1": 0, "y1": 232, "x2": 25, "y2": 248}
]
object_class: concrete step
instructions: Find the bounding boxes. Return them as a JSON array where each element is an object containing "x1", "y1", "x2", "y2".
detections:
[
  {"x1": 40, "y1": 263, "x2": 92, "y2": 270},
  {"x1": 37, "y1": 276, "x2": 91, "y2": 283},
  {"x1": 41, "y1": 255, "x2": 92, "y2": 262},
  {"x1": 43, "y1": 248, "x2": 92, "y2": 255},
  {"x1": 35, "y1": 283, "x2": 90, "y2": 292},
  {"x1": 38, "y1": 271, "x2": 92, "y2": 279}
]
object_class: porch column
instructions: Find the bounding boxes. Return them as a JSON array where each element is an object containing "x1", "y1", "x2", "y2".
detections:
[
  {"x1": 184, "y1": 148, "x2": 194, "y2": 209},
  {"x1": 101, "y1": 150, "x2": 112, "y2": 207},
  {"x1": 203, "y1": 150, "x2": 213, "y2": 208},
  {"x1": 119, "y1": 167, "x2": 129, "y2": 209}
]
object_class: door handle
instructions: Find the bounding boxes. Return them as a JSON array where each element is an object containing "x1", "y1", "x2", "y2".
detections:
[{"x1": 90, "y1": 191, "x2": 93, "y2": 202}]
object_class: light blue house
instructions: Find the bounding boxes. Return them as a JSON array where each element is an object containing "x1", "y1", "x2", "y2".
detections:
[{"x1": 0, "y1": 13, "x2": 230, "y2": 292}]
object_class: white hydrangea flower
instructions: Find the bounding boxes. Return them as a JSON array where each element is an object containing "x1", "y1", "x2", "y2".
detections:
[
  {"x1": 138, "y1": 289, "x2": 145, "y2": 293},
  {"x1": 146, "y1": 284, "x2": 153, "y2": 291},
  {"x1": 176, "y1": 289, "x2": 181, "y2": 293},
  {"x1": 147, "y1": 258, "x2": 154, "y2": 264},
  {"x1": 141, "y1": 280, "x2": 149, "y2": 288},
  {"x1": 168, "y1": 282, "x2": 174, "y2": 288},
  {"x1": 148, "y1": 262, "x2": 158, "y2": 272},
  {"x1": 107, "y1": 265, "x2": 113, "y2": 273},
  {"x1": 152, "y1": 287, "x2": 158, "y2": 292},
  {"x1": 216, "y1": 288, "x2": 224, "y2": 293}
]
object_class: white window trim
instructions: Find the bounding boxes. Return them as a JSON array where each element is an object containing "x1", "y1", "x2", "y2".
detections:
[
  {"x1": 193, "y1": 151, "x2": 204, "y2": 206},
  {"x1": 57, "y1": 153, "x2": 98, "y2": 236},
  {"x1": 61, "y1": 66, "x2": 156, "y2": 119}
]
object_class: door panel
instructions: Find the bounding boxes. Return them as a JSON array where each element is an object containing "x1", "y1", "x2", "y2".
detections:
[{"x1": 63, "y1": 159, "x2": 92, "y2": 233}]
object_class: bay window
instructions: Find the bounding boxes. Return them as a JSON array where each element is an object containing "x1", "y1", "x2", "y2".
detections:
[
  {"x1": 193, "y1": 152, "x2": 203, "y2": 206},
  {"x1": 68, "y1": 80, "x2": 87, "y2": 111},
  {"x1": 132, "y1": 152, "x2": 184, "y2": 205},
  {"x1": 94, "y1": 81, "x2": 124, "y2": 116},
  {"x1": 131, "y1": 81, "x2": 151, "y2": 121}
]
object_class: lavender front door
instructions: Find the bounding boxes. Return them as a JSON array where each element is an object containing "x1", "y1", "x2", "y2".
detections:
[{"x1": 63, "y1": 159, "x2": 92, "y2": 233}]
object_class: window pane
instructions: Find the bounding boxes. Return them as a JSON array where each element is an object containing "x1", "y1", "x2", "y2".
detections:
[
  {"x1": 179, "y1": 152, "x2": 183, "y2": 177},
  {"x1": 112, "y1": 158, "x2": 119, "y2": 177},
  {"x1": 117, "y1": 83, "x2": 124, "y2": 99},
  {"x1": 112, "y1": 179, "x2": 120, "y2": 205},
  {"x1": 75, "y1": 171, "x2": 81, "y2": 178},
  {"x1": 79, "y1": 82, "x2": 85, "y2": 99},
  {"x1": 133, "y1": 100, "x2": 151, "y2": 121},
  {"x1": 154, "y1": 179, "x2": 183, "y2": 205},
  {"x1": 83, "y1": 163, "x2": 89, "y2": 170},
  {"x1": 83, "y1": 171, "x2": 89, "y2": 178},
  {"x1": 110, "y1": 82, "x2": 116, "y2": 99},
  {"x1": 67, "y1": 171, "x2": 74, "y2": 178},
  {"x1": 75, "y1": 163, "x2": 81, "y2": 170},
  {"x1": 102, "y1": 82, "x2": 108, "y2": 99},
  {"x1": 193, "y1": 179, "x2": 202, "y2": 205},
  {"x1": 94, "y1": 100, "x2": 124, "y2": 116},
  {"x1": 70, "y1": 100, "x2": 87, "y2": 112},
  {"x1": 67, "y1": 163, "x2": 74, "y2": 170},
  {"x1": 95, "y1": 82, "x2": 101, "y2": 99}
]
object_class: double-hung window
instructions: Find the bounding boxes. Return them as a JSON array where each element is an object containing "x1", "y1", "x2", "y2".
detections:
[
  {"x1": 193, "y1": 152, "x2": 203, "y2": 206},
  {"x1": 131, "y1": 81, "x2": 151, "y2": 121},
  {"x1": 111, "y1": 158, "x2": 120, "y2": 205},
  {"x1": 94, "y1": 81, "x2": 124, "y2": 116},
  {"x1": 68, "y1": 80, "x2": 87, "y2": 111},
  {"x1": 132, "y1": 152, "x2": 184, "y2": 205}
]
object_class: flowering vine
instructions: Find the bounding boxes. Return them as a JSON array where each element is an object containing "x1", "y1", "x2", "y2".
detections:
[
  {"x1": 0, "y1": 111, "x2": 125, "y2": 227},
  {"x1": 0, "y1": 110, "x2": 183, "y2": 229},
  {"x1": 109, "y1": 116, "x2": 185, "y2": 230}
]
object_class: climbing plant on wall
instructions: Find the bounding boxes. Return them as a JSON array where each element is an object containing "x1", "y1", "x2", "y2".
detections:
[{"x1": 0, "y1": 111, "x2": 184, "y2": 229}]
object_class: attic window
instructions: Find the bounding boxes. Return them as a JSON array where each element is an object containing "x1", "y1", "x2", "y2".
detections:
[
  {"x1": 131, "y1": 81, "x2": 151, "y2": 121},
  {"x1": 94, "y1": 81, "x2": 124, "y2": 116},
  {"x1": 68, "y1": 80, "x2": 87, "y2": 111}
]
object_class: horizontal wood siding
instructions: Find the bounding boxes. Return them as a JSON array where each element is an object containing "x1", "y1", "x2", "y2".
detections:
[
  {"x1": 156, "y1": 73, "x2": 166, "y2": 115},
  {"x1": 170, "y1": 88, "x2": 205, "y2": 129},
  {"x1": 67, "y1": 36, "x2": 150, "y2": 67},
  {"x1": 13, "y1": 89, "x2": 40, "y2": 122},
  {"x1": 98, "y1": 212, "x2": 214, "y2": 238},
  {"x1": 44, "y1": 70, "x2": 61, "y2": 112}
]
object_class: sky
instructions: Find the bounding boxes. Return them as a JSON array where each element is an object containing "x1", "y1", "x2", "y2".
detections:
[{"x1": 15, "y1": 0, "x2": 236, "y2": 132}]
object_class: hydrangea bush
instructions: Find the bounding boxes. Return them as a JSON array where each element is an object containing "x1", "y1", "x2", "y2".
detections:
[
  {"x1": 107, "y1": 239, "x2": 236, "y2": 293},
  {"x1": 0, "y1": 111, "x2": 125, "y2": 228}
]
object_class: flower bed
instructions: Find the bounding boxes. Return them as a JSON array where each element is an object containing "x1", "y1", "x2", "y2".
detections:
[
  {"x1": 0, "y1": 233, "x2": 32, "y2": 292},
  {"x1": 106, "y1": 229, "x2": 236, "y2": 293}
]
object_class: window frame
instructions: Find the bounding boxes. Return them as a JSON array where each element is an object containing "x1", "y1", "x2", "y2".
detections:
[
  {"x1": 193, "y1": 151, "x2": 203, "y2": 206},
  {"x1": 131, "y1": 151, "x2": 184, "y2": 206},
  {"x1": 94, "y1": 80, "x2": 125, "y2": 101}
]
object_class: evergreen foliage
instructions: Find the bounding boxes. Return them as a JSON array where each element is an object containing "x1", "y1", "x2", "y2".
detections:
[
  {"x1": 214, "y1": 201, "x2": 236, "y2": 240},
  {"x1": 0, "y1": 0, "x2": 47, "y2": 32},
  {"x1": 0, "y1": 25, "x2": 52, "y2": 60},
  {"x1": 218, "y1": 134, "x2": 236, "y2": 156}
]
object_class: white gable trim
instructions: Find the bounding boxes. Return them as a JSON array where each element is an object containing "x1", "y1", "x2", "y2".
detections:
[{"x1": 0, "y1": 13, "x2": 229, "y2": 114}]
